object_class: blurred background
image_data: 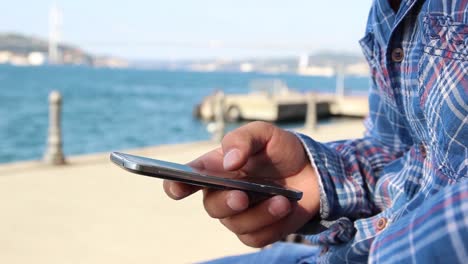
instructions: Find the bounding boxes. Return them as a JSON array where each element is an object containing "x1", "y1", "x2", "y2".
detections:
[
  {"x1": 0, "y1": 1, "x2": 372, "y2": 263},
  {"x1": 0, "y1": 0, "x2": 372, "y2": 164}
]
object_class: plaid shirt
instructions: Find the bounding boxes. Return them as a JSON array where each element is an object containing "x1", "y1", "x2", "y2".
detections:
[{"x1": 297, "y1": 0, "x2": 467, "y2": 263}]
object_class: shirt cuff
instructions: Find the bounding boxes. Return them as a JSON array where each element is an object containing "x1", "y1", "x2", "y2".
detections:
[{"x1": 293, "y1": 132, "x2": 331, "y2": 219}]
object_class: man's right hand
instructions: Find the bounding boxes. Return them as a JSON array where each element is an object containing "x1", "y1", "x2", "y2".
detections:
[{"x1": 163, "y1": 121, "x2": 320, "y2": 248}]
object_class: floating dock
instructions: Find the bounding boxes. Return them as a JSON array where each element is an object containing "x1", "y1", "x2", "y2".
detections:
[{"x1": 194, "y1": 80, "x2": 368, "y2": 122}]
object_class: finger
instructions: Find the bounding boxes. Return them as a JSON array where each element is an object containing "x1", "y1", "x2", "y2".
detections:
[
  {"x1": 237, "y1": 225, "x2": 288, "y2": 248},
  {"x1": 163, "y1": 180, "x2": 200, "y2": 200},
  {"x1": 165, "y1": 147, "x2": 245, "y2": 201},
  {"x1": 188, "y1": 148, "x2": 244, "y2": 180},
  {"x1": 237, "y1": 204, "x2": 312, "y2": 248},
  {"x1": 187, "y1": 148, "x2": 225, "y2": 171},
  {"x1": 221, "y1": 121, "x2": 277, "y2": 171},
  {"x1": 203, "y1": 189, "x2": 249, "y2": 218},
  {"x1": 240, "y1": 152, "x2": 283, "y2": 179},
  {"x1": 219, "y1": 195, "x2": 292, "y2": 235}
]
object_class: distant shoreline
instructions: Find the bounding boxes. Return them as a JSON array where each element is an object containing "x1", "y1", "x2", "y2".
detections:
[{"x1": 0, "y1": 63, "x2": 370, "y2": 79}]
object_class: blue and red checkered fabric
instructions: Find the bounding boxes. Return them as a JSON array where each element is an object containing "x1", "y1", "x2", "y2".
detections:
[{"x1": 296, "y1": 0, "x2": 468, "y2": 263}]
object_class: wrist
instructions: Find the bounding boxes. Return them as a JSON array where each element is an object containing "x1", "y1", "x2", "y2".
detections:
[
  {"x1": 283, "y1": 163, "x2": 320, "y2": 224},
  {"x1": 298, "y1": 163, "x2": 321, "y2": 218}
]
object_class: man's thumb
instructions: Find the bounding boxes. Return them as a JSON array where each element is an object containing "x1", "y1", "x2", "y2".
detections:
[{"x1": 223, "y1": 148, "x2": 242, "y2": 170}]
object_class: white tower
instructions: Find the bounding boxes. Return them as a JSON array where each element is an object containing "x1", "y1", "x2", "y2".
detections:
[
  {"x1": 49, "y1": 4, "x2": 63, "y2": 64},
  {"x1": 298, "y1": 53, "x2": 309, "y2": 69}
]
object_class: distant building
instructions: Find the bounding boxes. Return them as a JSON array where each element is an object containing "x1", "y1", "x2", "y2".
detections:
[
  {"x1": 93, "y1": 56, "x2": 129, "y2": 68},
  {"x1": 0, "y1": 51, "x2": 12, "y2": 64},
  {"x1": 297, "y1": 54, "x2": 335, "y2": 77},
  {"x1": 240, "y1": 63, "x2": 253, "y2": 72},
  {"x1": 345, "y1": 62, "x2": 370, "y2": 76},
  {"x1": 296, "y1": 53, "x2": 369, "y2": 77},
  {"x1": 28, "y1": 52, "x2": 46, "y2": 66},
  {"x1": 297, "y1": 65, "x2": 335, "y2": 77},
  {"x1": 10, "y1": 54, "x2": 29, "y2": 66}
]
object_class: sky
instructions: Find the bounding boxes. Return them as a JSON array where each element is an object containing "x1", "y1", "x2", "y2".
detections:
[{"x1": 0, "y1": 0, "x2": 374, "y2": 60}]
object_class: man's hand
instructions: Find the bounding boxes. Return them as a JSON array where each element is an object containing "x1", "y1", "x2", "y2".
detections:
[{"x1": 163, "y1": 121, "x2": 320, "y2": 248}]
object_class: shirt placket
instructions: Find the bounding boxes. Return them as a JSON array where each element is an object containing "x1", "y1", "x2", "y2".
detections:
[{"x1": 382, "y1": 0, "x2": 421, "y2": 110}]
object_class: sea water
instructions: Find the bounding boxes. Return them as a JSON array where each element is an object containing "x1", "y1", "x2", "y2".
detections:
[{"x1": 0, "y1": 65, "x2": 369, "y2": 164}]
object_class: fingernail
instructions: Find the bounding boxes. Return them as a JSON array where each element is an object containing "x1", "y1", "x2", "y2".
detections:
[
  {"x1": 226, "y1": 191, "x2": 247, "y2": 211},
  {"x1": 170, "y1": 184, "x2": 187, "y2": 198},
  {"x1": 223, "y1": 149, "x2": 241, "y2": 170},
  {"x1": 268, "y1": 196, "x2": 291, "y2": 217}
]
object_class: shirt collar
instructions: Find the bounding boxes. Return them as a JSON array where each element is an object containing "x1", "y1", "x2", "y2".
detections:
[{"x1": 372, "y1": 0, "x2": 420, "y2": 49}]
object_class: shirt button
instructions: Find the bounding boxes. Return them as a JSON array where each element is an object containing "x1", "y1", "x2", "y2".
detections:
[
  {"x1": 419, "y1": 143, "x2": 427, "y2": 158},
  {"x1": 377, "y1": 217, "x2": 388, "y2": 231},
  {"x1": 391, "y1": 48, "x2": 404, "y2": 62}
]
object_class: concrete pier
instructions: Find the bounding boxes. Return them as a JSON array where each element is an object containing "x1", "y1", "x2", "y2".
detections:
[
  {"x1": 197, "y1": 90, "x2": 368, "y2": 123},
  {"x1": 0, "y1": 119, "x2": 365, "y2": 264}
]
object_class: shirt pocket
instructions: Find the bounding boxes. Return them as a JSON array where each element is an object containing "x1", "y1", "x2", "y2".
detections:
[{"x1": 418, "y1": 14, "x2": 468, "y2": 181}]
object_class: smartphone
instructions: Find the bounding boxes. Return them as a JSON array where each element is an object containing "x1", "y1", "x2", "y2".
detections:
[{"x1": 110, "y1": 152, "x2": 302, "y2": 201}]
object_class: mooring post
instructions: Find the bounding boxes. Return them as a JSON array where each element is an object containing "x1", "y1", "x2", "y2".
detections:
[
  {"x1": 212, "y1": 90, "x2": 226, "y2": 142},
  {"x1": 306, "y1": 92, "x2": 317, "y2": 131},
  {"x1": 43, "y1": 90, "x2": 66, "y2": 165},
  {"x1": 335, "y1": 64, "x2": 345, "y2": 99}
]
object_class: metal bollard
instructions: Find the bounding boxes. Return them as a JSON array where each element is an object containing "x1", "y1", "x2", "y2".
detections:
[
  {"x1": 43, "y1": 91, "x2": 66, "y2": 165},
  {"x1": 305, "y1": 92, "x2": 317, "y2": 131},
  {"x1": 212, "y1": 90, "x2": 226, "y2": 142},
  {"x1": 335, "y1": 64, "x2": 345, "y2": 99}
]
